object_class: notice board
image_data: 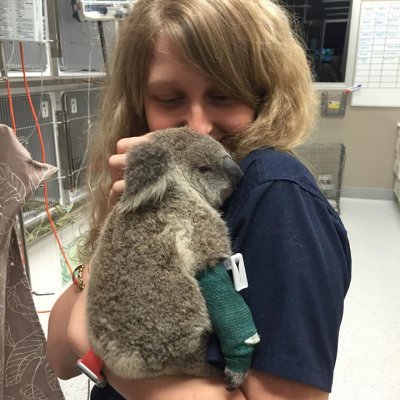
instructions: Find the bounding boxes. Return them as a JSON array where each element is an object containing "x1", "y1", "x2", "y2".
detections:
[
  {"x1": 351, "y1": 0, "x2": 400, "y2": 107},
  {"x1": 0, "y1": 0, "x2": 44, "y2": 43}
]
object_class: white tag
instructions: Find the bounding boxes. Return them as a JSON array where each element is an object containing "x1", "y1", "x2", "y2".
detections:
[
  {"x1": 225, "y1": 253, "x2": 248, "y2": 291},
  {"x1": 71, "y1": 98, "x2": 78, "y2": 114},
  {"x1": 41, "y1": 101, "x2": 49, "y2": 118}
]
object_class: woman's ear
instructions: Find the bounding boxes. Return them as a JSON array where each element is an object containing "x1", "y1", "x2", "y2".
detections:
[{"x1": 117, "y1": 141, "x2": 172, "y2": 213}]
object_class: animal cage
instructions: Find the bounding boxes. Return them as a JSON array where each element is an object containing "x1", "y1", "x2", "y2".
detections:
[
  {"x1": 0, "y1": 93, "x2": 60, "y2": 209},
  {"x1": 57, "y1": 0, "x2": 116, "y2": 72},
  {"x1": 60, "y1": 89, "x2": 100, "y2": 191},
  {"x1": 295, "y1": 143, "x2": 346, "y2": 214},
  {"x1": 2, "y1": 40, "x2": 47, "y2": 72},
  {"x1": 0, "y1": 88, "x2": 101, "y2": 244}
]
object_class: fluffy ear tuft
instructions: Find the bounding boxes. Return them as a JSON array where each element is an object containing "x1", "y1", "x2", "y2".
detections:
[{"x1": 117, "y1": 141, "x2": 173, "y2": 213}]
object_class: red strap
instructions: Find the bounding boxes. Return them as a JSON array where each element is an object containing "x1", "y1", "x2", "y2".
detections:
[{"x1": 77, "y1": 348, "x2": 107, "y2": 387}]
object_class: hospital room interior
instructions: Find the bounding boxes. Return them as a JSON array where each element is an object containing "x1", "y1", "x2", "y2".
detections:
[{"x1": 0, "y1": 0, "x2": 399, "y2": 399}]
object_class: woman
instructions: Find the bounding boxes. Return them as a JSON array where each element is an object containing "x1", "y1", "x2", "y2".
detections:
[{"x1": 47, "y1": 0, "x2": 351, "y2": 399}]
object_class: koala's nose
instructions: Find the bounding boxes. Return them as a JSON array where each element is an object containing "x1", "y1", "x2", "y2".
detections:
[{"x1": 223, "y1": 158, "x2": 243, "y2": 188}]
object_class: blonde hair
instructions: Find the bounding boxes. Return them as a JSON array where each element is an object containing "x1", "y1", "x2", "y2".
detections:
[{"x1": 83, "y1": 0, "x2": 319, "y2": 260}]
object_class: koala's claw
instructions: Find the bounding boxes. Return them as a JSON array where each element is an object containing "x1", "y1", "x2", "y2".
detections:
[
  {"x1": 224, "y1": 368, "x2": 247, "y2": 391},
  {"x1": 245, "y1": 332, "x2": 261, "y2": 345}
]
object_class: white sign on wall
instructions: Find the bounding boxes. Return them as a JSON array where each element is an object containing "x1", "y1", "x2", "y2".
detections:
[
  {"x1": 351, "y1": 0, "x2": 400, "y2": 107},
  {"x1": 0, "y1": 0, "x2": 44, "y2": 43}
]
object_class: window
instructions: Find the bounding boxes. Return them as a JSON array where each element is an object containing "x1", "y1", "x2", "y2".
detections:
[{"x1": 283, "y1": 0, "x2": 352, "y2": 83}]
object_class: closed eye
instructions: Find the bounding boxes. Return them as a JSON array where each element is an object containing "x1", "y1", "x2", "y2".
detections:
[
  {"x1": 156, "y1": 97, "x2": 184, "y2": 104},
  {"x1": 198, "y1": 165, "x2": 212, "y2": 173},
  {"x1": 208, "y1": 94, "x2": 235, "y2": 105}
]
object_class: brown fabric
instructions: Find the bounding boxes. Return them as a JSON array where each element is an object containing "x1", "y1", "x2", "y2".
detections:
[{"x1": 0, "y1": 124, "x2": 64, "y2": 399}]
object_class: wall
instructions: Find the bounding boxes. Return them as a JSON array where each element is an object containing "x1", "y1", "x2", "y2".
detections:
[{"x1": 312, "y1": 90, "x2": 399, "y2": 198}]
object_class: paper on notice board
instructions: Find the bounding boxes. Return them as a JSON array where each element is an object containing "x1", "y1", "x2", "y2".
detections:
[
  {"x1": 351, "y1": 1, "x2": 400, "y2": 107},
  {"x1": 0, "y1": 0, "x2": 44, "y2": 43}
]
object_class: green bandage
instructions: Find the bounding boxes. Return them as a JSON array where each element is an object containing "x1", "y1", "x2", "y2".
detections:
[{"x1": 198, "y1": 263, "x2": 259, "y2": 373}]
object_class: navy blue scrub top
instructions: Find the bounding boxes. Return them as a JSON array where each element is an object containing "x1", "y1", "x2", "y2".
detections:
[
  {"x1": 91, "y1": 148, "x2": 351, "y2": 398},
  {"x1": 208, "y1": 148, "x2": 351, "y2": 392}
]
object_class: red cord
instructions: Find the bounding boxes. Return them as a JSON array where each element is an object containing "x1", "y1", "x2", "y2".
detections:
[
  {"x1": 6, "y1": 79, "x2": 17, "y2": 132},
  {"x1": 19, "y1": 42, "x2": 75, "y2": 279}
]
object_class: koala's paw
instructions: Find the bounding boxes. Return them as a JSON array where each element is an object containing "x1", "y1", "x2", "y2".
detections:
[{"x1": 224, "y1": 368, "x2": 247, "y2": 391}]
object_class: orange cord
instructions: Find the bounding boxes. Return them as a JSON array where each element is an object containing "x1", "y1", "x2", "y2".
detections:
[
  {"x1": 5, "y1": 79, "x2": 17, "y2": 132},
  {"x1": 19, "y1": 42, "x2": 75, "y2": 282}
]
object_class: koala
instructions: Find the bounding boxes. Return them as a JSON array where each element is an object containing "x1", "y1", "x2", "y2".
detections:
[{"x1": 87, "y1": 127, "x2": 245, "y2": 388}]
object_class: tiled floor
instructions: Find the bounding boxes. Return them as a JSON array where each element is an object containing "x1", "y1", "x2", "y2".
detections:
[
  {"x1": 330, "y1": 198, "x2": 400, "y2": 399},
  {"x1": 30, "y1": 198, "x2": 400, "y2": 399}
]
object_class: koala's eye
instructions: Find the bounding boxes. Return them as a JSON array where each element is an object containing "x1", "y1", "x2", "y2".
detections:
[{"x1": 198, "y1": 165, "x2": 212, "y2": 173}]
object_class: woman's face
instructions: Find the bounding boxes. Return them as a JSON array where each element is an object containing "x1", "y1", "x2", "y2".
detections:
[{"x1": 144, "y1": 36, "x2": 254, "y2": 144}]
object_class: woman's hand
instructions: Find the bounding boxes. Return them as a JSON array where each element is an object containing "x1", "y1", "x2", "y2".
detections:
[{"x1": 108, "y1": 134, "x2": 154, "y2": 211}]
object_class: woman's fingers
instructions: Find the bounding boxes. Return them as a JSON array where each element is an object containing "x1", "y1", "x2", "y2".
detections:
[
  {"x1": 109, "y1": 134, "x2": 154, "y2": 183},
  {"x1": 108, "y1": 132, "x2": 154, "y2": 211},
  {"x1": 108, "y1": 153, "x2": 126, "y2": 184},
  {"x1": 116, "y1": 134, "x2": 153, "y2": 155},
  {"x1": 108, "y1": 180, "x2": 126, "y2": 212}
]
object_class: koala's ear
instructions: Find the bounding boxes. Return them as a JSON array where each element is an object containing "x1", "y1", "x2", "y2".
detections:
[{"x1": 117, "y1": 141, "x2": 173, "y2": 213}]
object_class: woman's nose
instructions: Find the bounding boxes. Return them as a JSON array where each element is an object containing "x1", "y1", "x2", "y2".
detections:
[{"x1": 186, "y1": 103, "x2": 213, "y2": 136}]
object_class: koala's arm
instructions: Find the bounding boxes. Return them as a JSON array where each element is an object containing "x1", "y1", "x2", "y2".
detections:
[
  {"x1": 188, "y1": 209, "x2": 232, "y2": 270},
  {"x1": 198, "y1": 263, "x2": 260, "y2": 390}
]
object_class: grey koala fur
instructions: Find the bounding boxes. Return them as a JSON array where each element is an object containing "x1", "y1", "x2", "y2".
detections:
[{"x1": 87, "y1": 128, "x2": 244, "y2": 383}]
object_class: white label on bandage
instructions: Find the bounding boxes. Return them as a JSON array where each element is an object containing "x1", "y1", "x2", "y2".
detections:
[{"x1": 225, "y1": 253, "x2": 248, "y2": 291}]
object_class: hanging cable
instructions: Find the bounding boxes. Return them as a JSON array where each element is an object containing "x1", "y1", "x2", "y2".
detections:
[
  {"x1": 5, "y1": 79, "x2": 17, "y2": 132},
  {"x1": 19, "y1": 42, "x2": 76, "y2": 284}
]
